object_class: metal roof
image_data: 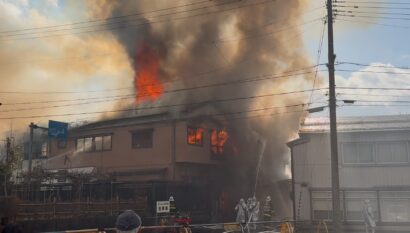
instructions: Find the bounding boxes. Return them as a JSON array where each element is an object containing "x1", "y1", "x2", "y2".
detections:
[{"x1": 301, "y1": 114, "x2": 410, "y2": 133}]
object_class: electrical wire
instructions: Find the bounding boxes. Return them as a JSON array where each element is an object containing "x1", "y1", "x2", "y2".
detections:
[
  {"x1": 0, "y1": 101, "x2": 315, "y2": 120},
  {"x1": 336, "y1": 62, "x2": 410, "y2": 70},
  {"x1": 0, "y1": 89, "x2": 324, "y2": 113},
  {"x1": 336, "y1": 18, "x2": 410, "y2": 29},
  {"x1": 335, "y1": 13, "x2": 410, "y2": 21},
  {"x1": 0, "y1": 65, "x2": 326, "y2": 95},
  {"x1": 0, "y1": 1, "x2": 275, "y2": 42},
  {"x1": 337, "y1": 87, "x2": 410, "y2": 91},
  {"x1": 334, "y1": 4, "x2": 410, "y2": 10},
  {"x1": 307, "y1": 16, "x2": 326, "y2": 110},
  {"x1": 0, "y1": 0, "x2": 213, "y2": 35},
  {"x1": 336, "y1": 69, "x2": 410, "y2": 75}
]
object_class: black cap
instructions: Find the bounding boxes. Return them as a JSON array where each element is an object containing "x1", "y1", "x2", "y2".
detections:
[{"x1": 115, "y1": 210, "x2": 142, "y2": 231}]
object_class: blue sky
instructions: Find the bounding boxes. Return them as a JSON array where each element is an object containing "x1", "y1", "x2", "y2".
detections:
[{"x1": 304, "y1": 0, "x2": 410, "y2": 117}]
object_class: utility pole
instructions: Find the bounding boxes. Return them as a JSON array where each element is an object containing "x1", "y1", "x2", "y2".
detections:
[
  {"x1": 326, "y1": 1, "x2": 342, "y2": 233},
  {"x1": 28, "y1": 122, "x2": 35, "y2": 176},
  {"x1": 6, "y1": 137, "x2": 11, "y2": 164}
]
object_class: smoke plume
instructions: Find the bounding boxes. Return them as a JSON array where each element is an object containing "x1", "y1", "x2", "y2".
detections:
[{"x1": 87, "y1": 0, "x2": 316, "y2": 218}]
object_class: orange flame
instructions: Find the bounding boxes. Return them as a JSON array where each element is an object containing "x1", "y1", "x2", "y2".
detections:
[
  {"x1": 211, "y1": 129, "x2": 229, "y2": 154},
  {"x1": 135, "y1": 44, "x2": 164, "y2": 103},
  {"x1": 188, "y1": 127, "x2": 204, "y2": 145}
]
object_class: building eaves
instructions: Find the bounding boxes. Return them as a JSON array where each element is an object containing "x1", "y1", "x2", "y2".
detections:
[{"x1": 72, "y1": 112, "x2": 171, "y2": 131}]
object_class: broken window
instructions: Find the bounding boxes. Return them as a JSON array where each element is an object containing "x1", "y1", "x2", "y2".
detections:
[
  {"x1": 132, "y1": 129, "x2": 153, "y2": 149},
  {"x1": 187, "y1": 126, "x2": 204, "y2": 146},
  {"x1": 211, "y1": 129, "x2": 229, "y2": 155}
]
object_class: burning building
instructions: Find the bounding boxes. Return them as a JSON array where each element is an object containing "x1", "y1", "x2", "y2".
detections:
[{"x1": 13, "y1": 104, "x2": 236, "y2": 222}]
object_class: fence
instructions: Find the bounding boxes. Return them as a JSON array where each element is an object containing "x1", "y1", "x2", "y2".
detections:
[{"x1": 16, "y1": 200, "x2": 148, "y2": 221}]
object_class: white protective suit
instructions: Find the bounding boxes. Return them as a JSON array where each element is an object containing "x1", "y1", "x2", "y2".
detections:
[
  {"x1": 235, "y1": 198, "x2": 247, "y2": 224},
  {"x1": 363, "y1": 200, "x2": 376, "y2": 233}
]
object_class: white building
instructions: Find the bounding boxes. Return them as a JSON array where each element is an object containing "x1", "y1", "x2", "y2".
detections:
[{"x1": 288, "y1": 115, "x2": 410, "y2": 228}]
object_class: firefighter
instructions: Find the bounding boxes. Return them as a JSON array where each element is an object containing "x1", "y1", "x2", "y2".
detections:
[
  {"x1": 169, "y1": 196, "x2": 177, "y2": 215},
  {"x1": 262, "y1": 195, "x2": 274, "y2": 221},
  {"x1": 363, "y1": 200, "x2": 376, "y2": 233},
  {"x1": 235, "y1": 198, "x2": 247, "y2": 224}
]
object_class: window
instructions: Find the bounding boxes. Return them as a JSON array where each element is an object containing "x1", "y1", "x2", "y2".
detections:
[
  {"x1": 342, "y1": 141, "x2": 410, "y2": 165},
  {"x1": 187, "y1": 126, "x2": 204, "y2": 146},
  {"x1": 103, "y1": 135, "x2": 112, "y2": 151},
  {"x1": 57, "y1": 139, "x2": 67, "y2": 149},
  {"x1": 376, "y1": 142, "x2": 408, "y2": 164},
  {"x1": 380, "y1": 191, "x2": 410, "y2": 222},
  {"x1": 95, "y1": 136, "x2": 103, "y2": 151},
  {"x1": 132, "y1": 129, "x2": 153, "y2": 148},
  {"x1": 345, "y1": 191, "x2": 378, "y2": 221},
  {"x1": 342, "y1": 142, "x2": 374, "y2": 164},
  {"x1": 211, "y1": 129, "x2": 228, "y2": 155},
  {"x1": 311, "y1": 191, "x2": 344, "y2": 220},
  {"x1": 76, "y1": 138, "x2": 84, "y2": 152},
  {"x1": 41, "y1": 142, "x2": 49, "y2": 157},
  {"x1": 84, "y1": 137, "x2": 93, "y2": 152},
  {"x1": 76, "y1": 135, "x2": 112, "y2": 152}
]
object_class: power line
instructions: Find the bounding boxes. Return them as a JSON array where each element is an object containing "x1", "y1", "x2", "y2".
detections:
[
  {"x1": 0, "y1": 0, "x2": 237, "y2": 38},
  {"x1": 1, "y1": 1, "x2": 325, "y2": 39},
  {"x1": 0, "y1": 1, "x2": 275, "y2": 42},
  {"x1": 335, "y1": 13, "x2": 410, "y2": 21},
  {"x1": 338, "y1": 92, "x2": 410, "y2": 98},
  {"x1": 214, "y1": 17, "x2": 324, "y2": 43},
  {"x1": 0, "y1": 100, "x2": 316, "y2": 120},
  {"x1": 336, "y1": 69, "x2": 410, "y2": 75},
  {"x1": 337, "y1": 87, "x2": 410, "y2": 91},
  {"x1": 340, "y1": 1, "x2": 410, "y2": 5},
  {"x1": 307, "y1": 16, "x2": 326, "y2": 109},
  {"x1": 336, "y1": 10, "x2": 410, "y2": 17},
  {"x1": 336, "y1": 18, "x2": 410, "y2": 29},
  {"x1": 334, "y1": 4, "x2": 410, "y2": 10},
  {"x1": 0, "y1": 0, "x2": 212, "y2": 35},
  {"x1": 0, "y1": 65, "x2": 325, "y2": 95},
  {"x1": 0, "y1": 89, "x2": 325, "y2": 113},
  {"x1": 337, "y1": 62, "x2": 410, "y2": 70}
]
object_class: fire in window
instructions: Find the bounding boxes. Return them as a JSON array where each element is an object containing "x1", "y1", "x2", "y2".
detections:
[
  {"x1": 187, "y1": 126, "x2": 204, "y2": 146},
  {"x1": 211, "y1": 129, "x2": 229, "y2": 155}
]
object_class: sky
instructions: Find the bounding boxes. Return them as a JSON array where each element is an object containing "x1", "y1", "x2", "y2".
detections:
[
  {"x1": 1, "y1": 0, "x2": 410, "y2": 136},
  {"x1": 304, "y1": 0, "x2": 410, "y2": 118}
]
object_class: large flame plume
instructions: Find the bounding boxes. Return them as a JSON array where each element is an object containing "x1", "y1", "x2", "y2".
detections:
[{"x1": 135, "y1": 43, "x2": 164, "y2": 103}]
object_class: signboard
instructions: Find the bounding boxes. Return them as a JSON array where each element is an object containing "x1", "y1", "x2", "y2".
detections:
[
  {"x1": 156, "y1": 201, "x2": 170, "y2": 213},
  {"x1": 48, "y1": 120, "x2": 68, "y2": 139}
]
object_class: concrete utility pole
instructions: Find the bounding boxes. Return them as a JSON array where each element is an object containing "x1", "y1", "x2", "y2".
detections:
[{"x1": 326, "y1": 1, "x2": 342, "y2": 233}]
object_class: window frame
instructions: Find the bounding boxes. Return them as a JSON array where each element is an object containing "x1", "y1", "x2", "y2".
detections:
[
  {"x1": 187, "y1": 126, "x2": 204, "y2": 147},
  {"x1": 341, "y1": 141, "x2": 410, "y2": 166},
  {"x1": 75, "y1": 134, "x2": 112, "y2": 153},
  {"x1": 210, "y1": 129, "x2": 227, "y2": 156}
]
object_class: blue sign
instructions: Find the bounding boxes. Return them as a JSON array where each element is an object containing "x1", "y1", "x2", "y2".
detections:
[{"x1": 48, "y1": 120, "x2": 68, "y2": 139}]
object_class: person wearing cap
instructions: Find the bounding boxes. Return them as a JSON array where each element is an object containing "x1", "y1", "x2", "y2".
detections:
[{"x1": 115, "y1": 210, "x2": 142, "y2": 233}]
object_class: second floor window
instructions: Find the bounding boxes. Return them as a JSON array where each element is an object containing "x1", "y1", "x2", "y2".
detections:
[
  {"x1": 76, "y1": 135, "x2": 112, "y2": 152},
  {"x1": 132, "y1": 129, "x2": 153, "y2": 149},
  {"x1": 187, "y1": 126, "x2": 204, "y2": 146},
  {"x1": 211, "y1": 129, "x2": 229, "y2": 155}
]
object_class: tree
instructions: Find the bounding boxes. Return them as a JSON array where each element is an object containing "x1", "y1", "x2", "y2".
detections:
[{"x1": 0, "y1": 138, "x2": 23, "y2": 197}]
